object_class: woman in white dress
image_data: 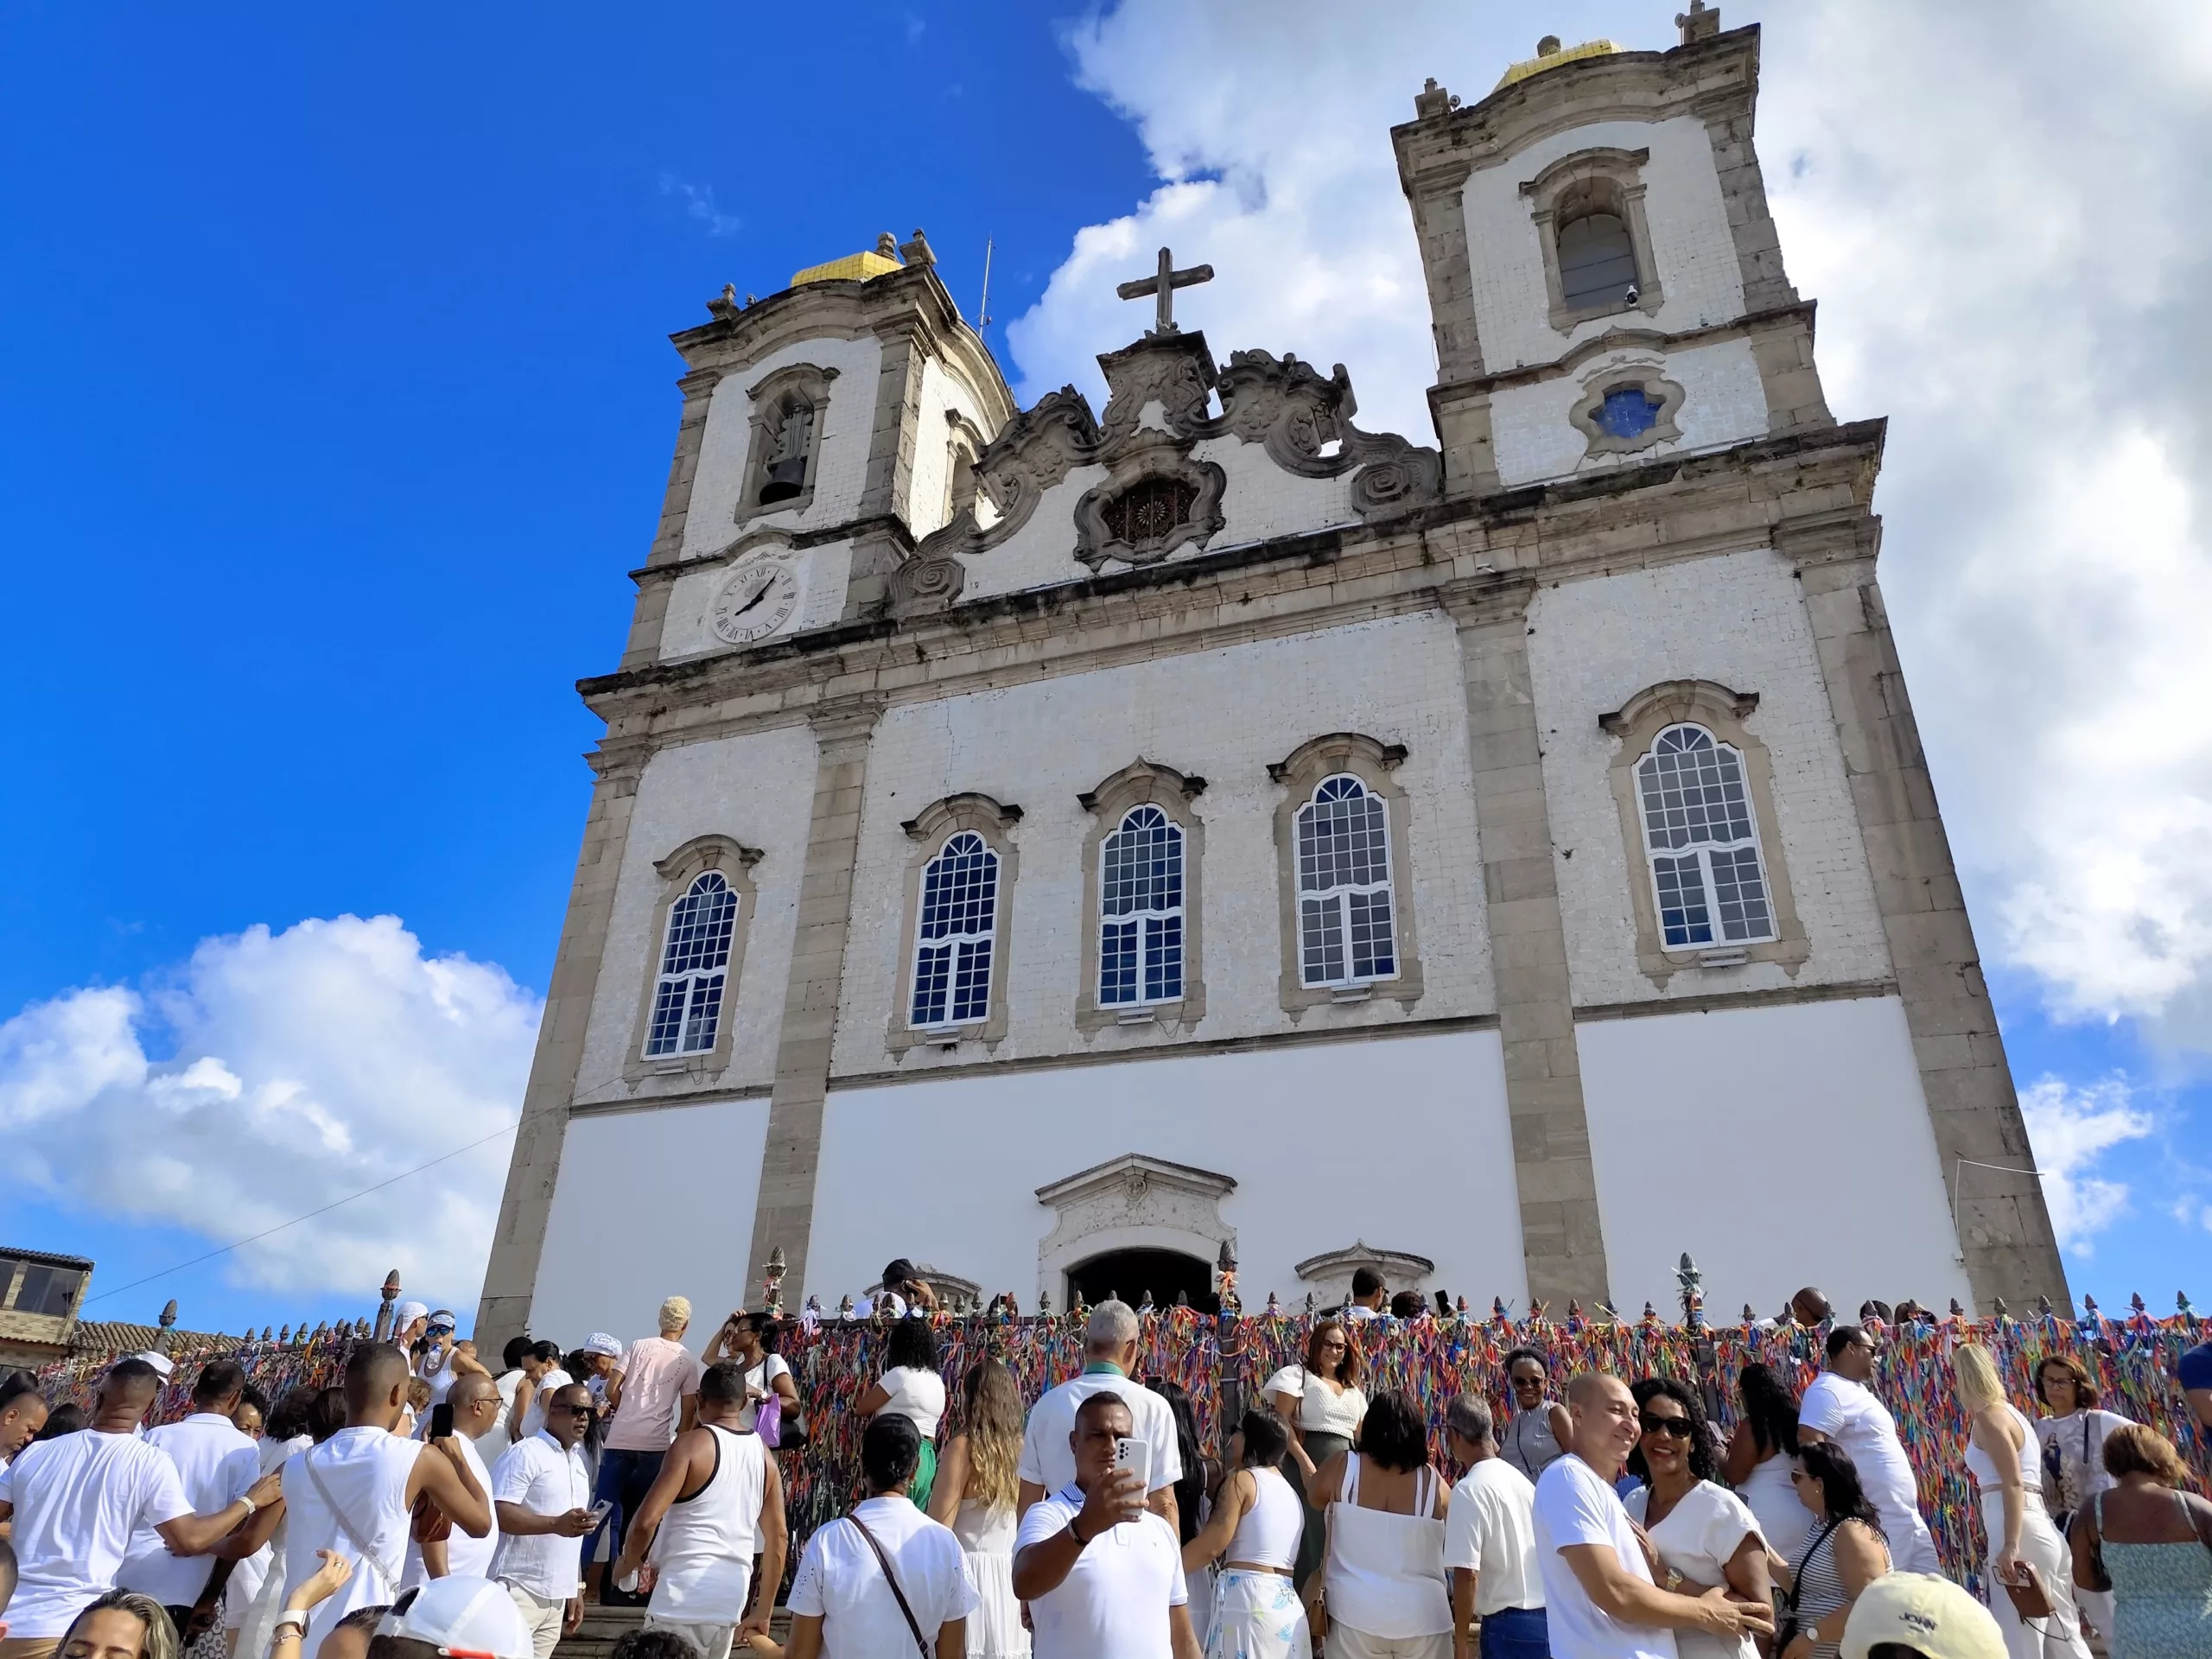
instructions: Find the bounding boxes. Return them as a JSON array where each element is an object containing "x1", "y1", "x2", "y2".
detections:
[
  {"x1": 1954, "y1": 1343, "x2": 2091, "y2": 1659},
  {"x1": 927, "y1": 1359, "x2": 1028, "y2": 1658},
  {"x1": 1624, "y1": 1377, "x2": 1773, "y2": 1659},
  {"x1": 2031, "y1": 1351, "x2": 2131, "y2": 1641},
  {"x1": 1183, "y1": 1407, "x2": 1309, "y2": 1659},
  {"x1": 1722, "y1": 1362, "x2": 1809, "y2": 1567},
  {"x1": 1314, "y1": 1389, "x2": 1452, "y2": 1659},
  {"x1": 1264, "y1": 1317, "x2": 1368, "y2": 1596}
]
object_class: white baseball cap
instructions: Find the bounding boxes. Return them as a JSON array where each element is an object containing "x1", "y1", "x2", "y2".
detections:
[
  {"x1": 1841, "y1": 1573, "x2": 2005, "y2": 1659},
  {"x1": 394, "y1": 1300, "x2": 429, "y2": 1330},
  {"x1": 130, "y1": 1351, "x2": 175, "y2": 1378},
  {"x1": 584, "y1": 1332, "x2": 623, "y2": 1357},
  {"x1": 379, "y1": 1576, "x2": 533, "y2": 1659}
]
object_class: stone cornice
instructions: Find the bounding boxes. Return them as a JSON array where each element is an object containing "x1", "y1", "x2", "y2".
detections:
[
  {"x1": 1435, "y1": 302, "x2": 1818, "y2": 397},
  {"x1": 573, "y1": 420, "x2": 1887, "y2": 759}
]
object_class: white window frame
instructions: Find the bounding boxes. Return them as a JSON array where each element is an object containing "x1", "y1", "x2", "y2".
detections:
[
  {"x1": 1294, "y1": 772, "x2": 1400, "y2": 989},
  {"x1": 644, "y1": 870, "x2": 739, "y2": 1057},
  {"x1": 910, "y1": 830, "x2": 1000, "y2": 1029},
  {"x1": 1097, "y1": 804, "x2": 1185, "y2": 1008},
  {"x1": 1635, "y1": 722, "x2": 1779, "y2": 950}
]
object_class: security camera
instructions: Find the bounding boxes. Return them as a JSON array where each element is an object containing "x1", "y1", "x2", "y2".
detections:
[{"x1": 1624, "y1": 283, "x2": 1641, "y2": 306}]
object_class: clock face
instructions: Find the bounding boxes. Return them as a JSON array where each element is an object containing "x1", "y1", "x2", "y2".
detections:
[{"x1": 710, "y1": 560, "x2": 799, "y2": 645}]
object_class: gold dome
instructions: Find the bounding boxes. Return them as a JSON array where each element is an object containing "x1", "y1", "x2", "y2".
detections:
[
  {"x1": 1494, "y1": 36, "x2": 1623, "y2": 91},
  {"x1": 789, "y1": 250, "x2": 904, "y2": 288}
]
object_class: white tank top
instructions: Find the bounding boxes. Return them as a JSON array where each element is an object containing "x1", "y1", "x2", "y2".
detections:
[
  {"x1": 1325, "y1": 1455, "x2": 1452, "y2": 1639},
  {"x1": 648, "y1": 1425, "x2": 767, "y2": 1624},
  {"x1": 1965, "y1": 1404, "x2": 2044, "y2": 1503},
  {"x1": 280, "y1": 1427, "x2": 422, "y2": 1649},
  {"x1": 1225, "y1": 1466, "x2": 1302, "y2": 1568}
]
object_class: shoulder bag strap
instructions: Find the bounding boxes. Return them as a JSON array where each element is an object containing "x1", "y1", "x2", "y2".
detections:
[
  {"x1": 304, "y1": 1446, "x2": 404, "y2": 1595},
  {"x1": 848, "y1": 1513, "x2": 929, "y2": 1656},
  {"x1": 1787, "y1": 1516, "x2": 1847, "y2": 1616}
]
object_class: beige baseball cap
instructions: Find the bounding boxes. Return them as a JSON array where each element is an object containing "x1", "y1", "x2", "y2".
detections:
[{"x1": 1840, "y1": 1573, "x2": 2006, "y2": 1659}]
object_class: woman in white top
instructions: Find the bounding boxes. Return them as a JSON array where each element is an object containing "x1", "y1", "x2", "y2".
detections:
[
  {"x1": 1721, "y1": 1361, "x2": 1809, "y2": 1567},
  {"x1": 2031, "y1": 1351, "x2": 2130, "y2": 1640},
  {"x1": 1954, "y1": 1343, "x2": 2091, "y2": 1659},
  {"x1": 1624, "y1": 1377, "x2": 1772, "y2": 1659},
  {"x1": 1183, "y1": 1407, "x2": 1311, "y2": 1659},
  {"x1": 928, "y1": 1359, "x2": 1030, "y2": 1659},
  {"x1": 1265, "y1": 1316, "x2": 1368, "y2": 1595},
  {"x1": 858, "y1": 1315, "x2": 947, "y2": 1510},
  {"x1": 1498, "y1": 1349, "x2": 1571, "y2": 1483},
  {"x1": 703, "y1": 1312, "x2": 801, "y2": 1437},
  {"x1": 1315, "y1": 1389, "x2": 1452, "y2": 1659}
]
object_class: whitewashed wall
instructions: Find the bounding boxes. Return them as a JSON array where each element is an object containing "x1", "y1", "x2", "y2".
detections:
[
  {"x1": 1528, "y1": 549, "x2": 1893, "y2": 1007},
  {"x1": 1578, "y1": 996, "x2": 1973, "y2": 1316},
  {"x1": 805, "y1": 1028, "x2": 1527, "y2": 1308},
  {"x1": 658, "y1": 539, "x2": 854, "y2": 662},
  {"x1": 1489, "y1": 335, "x2": 1768, "y2": 487},
  {"x1": 572, "y1": 724, "x2": 820, "y2": 1104},
  {"x1": 531, "y1": 1096, "x2": 772, "y2": 1345},
  {"x1": 832, "y1": 611, "x2": 1494, "y2": 1075},
  {"x1": 1463, "y1": 114, "x2": 1744, "y2": 372},
  {"x1": 683, "y1": 335, "x2": 882, "y2": 557},
  {"x1": 906, "y1": 355, "x2": 1003, "y2": 541}
]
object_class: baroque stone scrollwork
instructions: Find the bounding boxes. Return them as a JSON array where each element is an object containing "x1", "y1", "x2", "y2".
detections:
[
  {"x1": 1072, "y1": 438, "x2": 1226, "y2": 569},
  {"x1": 888, "y1": 331, "x2": 1443, "y2": 611}
]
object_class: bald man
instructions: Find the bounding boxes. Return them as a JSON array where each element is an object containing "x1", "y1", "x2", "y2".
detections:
[
  {"x1": 0, "y1": 1384, "x2": 48, "y2": 1467},
  {"x1": 0, "y1": 1359, "x2": 281, "y2": 1658},
  {"x1": 280, "y1": 1344, "x2": 491, "y2": 1654},
  {"x1": 401, "y1": 1372, "x2": 504, "y2": 1590},
  {"x1": 1531, "y1": 1373, "x2": 1773, "y2": 1659}
]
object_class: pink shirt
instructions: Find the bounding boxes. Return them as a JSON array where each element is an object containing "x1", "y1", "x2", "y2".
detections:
[{"x1": 605, "y1": 1336, "x2": 705, "y2": 1451}]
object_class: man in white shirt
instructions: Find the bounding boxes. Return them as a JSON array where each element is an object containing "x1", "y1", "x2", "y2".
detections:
[
  {"x1": 1796, "y1": 1325, "x2": 1941, "y2": 1573},
  {"x1": 787, "y1": 1414, "x2": 971, "y2": 1658},
  {"x1": 489, "y1": 1382, "x2": 597, "y2": 1659},
  {"x1": 1442, "y1": 1394, "x2": 1546, "y2": 1659},
  {"x1": 1343, "y1": 1266, "x2": 1388, "y2": 1321},
  {"x1": 1015, "y1": 1301, "x2": 1183, "y2": 1529},
  {"x1": 0, "y1": 1358, "x2": 282, "y2": 1658},
  {"x1": 1013, "y1": 1393, "x2": 1198, "y2": 1659},
  {"x1": 117, "y1": 1359, "x2": 268, "y2": 1632},
  {"x1": 401, "y1": 1373, "x2": 505, "y2": 1591},
  {"x1": 1532, "y1": 1374, "x2": 1771, "y2": 1659}
]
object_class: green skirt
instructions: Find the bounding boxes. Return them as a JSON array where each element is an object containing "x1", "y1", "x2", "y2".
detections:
[
  {"x1": 909, "y1": 1433, "x2": 938, "y2": 1511},
  {"x1": 1284, "y1": 1430, "x2": 1352, "y2": 1592}
]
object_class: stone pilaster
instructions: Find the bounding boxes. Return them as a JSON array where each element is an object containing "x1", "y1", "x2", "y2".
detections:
[
  {"x1": 1443, "y1": 578, "x2": 1611, "y2": 1308},
  {"x1": 844, "y1": 327, "x2": 931, "y2": 617},
  {"x1": 745, "y1": 696, "x2": 887, "y2": 1300},
  {"x1": 475, "y1": 738, "x2": 651, "y2": 1349},
  {"x1": 621, "y1": 367, "x2": 723, "y2": 670},
  {"x1": 1783, "y1": 518, "x2": 2069, "y2": 1310}
]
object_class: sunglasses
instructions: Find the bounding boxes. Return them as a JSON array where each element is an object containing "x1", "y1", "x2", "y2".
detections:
[{"x1": 1639, "y1": 1414, "x2": 1695, "y2": 1439}]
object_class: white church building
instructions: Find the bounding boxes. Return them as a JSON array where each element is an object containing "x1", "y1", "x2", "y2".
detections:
[{"x1": 482, "y1": 10, "x2": 2066, "y2": 1346}]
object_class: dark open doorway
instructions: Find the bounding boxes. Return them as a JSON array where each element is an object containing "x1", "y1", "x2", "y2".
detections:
[{"x1": 1067, "y1": 1248, "x2": 1217, "y2": 1315}]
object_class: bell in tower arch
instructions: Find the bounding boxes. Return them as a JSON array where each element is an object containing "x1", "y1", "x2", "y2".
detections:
[{"x1": 759, "y1": 396, "x2": 814, "y2": 504}]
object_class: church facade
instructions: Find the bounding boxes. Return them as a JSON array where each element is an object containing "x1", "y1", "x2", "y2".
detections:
[{"x1": 481, "y1": 12, "x2": 2067, "y2": 1347}]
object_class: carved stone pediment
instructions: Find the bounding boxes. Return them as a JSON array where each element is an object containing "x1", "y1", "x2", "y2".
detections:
[
  {"x1": 1033, "y1": 1154, "x2": 1237, "y2": 1301},
  {"x1": 1294, "y1": 1240, "x2": 1438, "y2": 1306}
]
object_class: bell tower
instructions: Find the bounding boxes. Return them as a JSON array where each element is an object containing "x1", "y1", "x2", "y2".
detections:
[{"x1": 1393, "y1": 11, "x2": 1831, "y2": 495}]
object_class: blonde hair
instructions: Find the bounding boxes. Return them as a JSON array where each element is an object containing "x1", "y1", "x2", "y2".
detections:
[
  {"x1": 1951, "y1": 1342, "x2": 2005, "y2": 1414},
  {"x1": 659, "y1": 1295, "x2": 692, "y2": 1333},
  {"x1": 63, "y1": 1590, "x2": 179, "y2": 1659},
  {"x1": 961, "y1": 1360, "x2": 1025, "y2": 1513},
  {"x1": 2104, "y1": 1422, "x2": 2190, "y2": 1486}
]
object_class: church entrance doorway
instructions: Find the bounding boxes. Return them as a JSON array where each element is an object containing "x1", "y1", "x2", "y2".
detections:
[{"x1": 1067, "y1": 1248, "x2": 1217, "y2": 1315}]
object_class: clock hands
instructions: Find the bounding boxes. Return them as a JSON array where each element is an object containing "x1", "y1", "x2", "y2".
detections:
[{"x1": 730, "y1": 580, "x2": 773, "y2": 620}]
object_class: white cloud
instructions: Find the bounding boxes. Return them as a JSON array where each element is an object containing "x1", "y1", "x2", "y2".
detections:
[
  {"x1": 0, "y1": 916, "x2": 540, "y2": 1310},
  {"x1": 658, "y1": 175, "x2": 741, "y2": 239},
  {"x1": 1008, "y1": 2, "x2": 2212, "y2": 1055},
  {"x1": 2018, "y1": 1075, "x2": 2156, "y2": 1255}
]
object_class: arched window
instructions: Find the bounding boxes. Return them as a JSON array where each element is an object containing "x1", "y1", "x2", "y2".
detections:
[
  {"x1": 645, "y1": 871, "x2": 739, "y2": 1056},
  {"x1": 1557, "y1": 209, "x2": 1639, "y2": 310},
  {"x1": 1636, "y1": 724, "x2": 1776, "y2": 948},
  {"x1": 911, "y1": 830, "x2": 999, "y2": 1027},
  {"x1": 1295, "y1": 774, "x2": 1398, "y2": 988},
  {"x1": 1099, "y1": 804, "x2": 1184, "y2": 1007},
  {"x1": 758, "y1": 394, "x2": 814, "y2": 504}
]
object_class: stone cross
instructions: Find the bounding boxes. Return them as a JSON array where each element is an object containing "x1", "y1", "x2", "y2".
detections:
[{"x1": 1116, "y1": 246, "x2": 1214, "y2": 336}]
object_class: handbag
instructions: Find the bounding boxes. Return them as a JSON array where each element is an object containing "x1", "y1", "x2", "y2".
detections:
[
  {"x1": 1995, "y1": 1559, "x2": 2055, "y2": 1623},
  {"x1": 848, "y1": 1512, "x2": 929, "y2": 1656}
]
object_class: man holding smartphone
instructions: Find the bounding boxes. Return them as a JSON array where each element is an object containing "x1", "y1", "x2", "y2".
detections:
[
  {"x1": 488, "y1": 1383, "x2": 597, "y2": 1659},
  {"x1": 1012, "y1": 1394, "x2": 1200, "y2": 1659}
]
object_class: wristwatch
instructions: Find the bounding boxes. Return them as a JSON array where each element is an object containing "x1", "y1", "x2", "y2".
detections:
[{"x1": 1664, "y1": 1567, "x2": 1684, "y2": 1592}]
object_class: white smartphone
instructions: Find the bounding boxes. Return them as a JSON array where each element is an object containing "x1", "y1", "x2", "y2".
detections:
[{"x1": 1112, "y1": 1434, "x2": 1152, "y2": 1491}]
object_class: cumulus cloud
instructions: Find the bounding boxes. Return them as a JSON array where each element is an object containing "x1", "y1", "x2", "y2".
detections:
[
  {"x1": 1008, "y1": 2, "x2": 2212, "y2": 1057},
  {"x1": 659, "y1": 174, "x2": 742, "y2": 239},
  {"x1": 2018, "y1": 1076, "x2": 2156, "y2": 1255},
  {"x1": 0, "y1": 916, "x2": 540, "y2": 1308}
]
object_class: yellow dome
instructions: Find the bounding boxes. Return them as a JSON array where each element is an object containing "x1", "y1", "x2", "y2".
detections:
[
  {"x1": 1494, "y1": 36, "x2": 1623, "y2": 91},
  {"x1": 789, "y1": 250, "x2": 904, "y2": 287}
]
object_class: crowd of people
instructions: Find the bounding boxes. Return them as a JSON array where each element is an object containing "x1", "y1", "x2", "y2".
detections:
[{"x1": 0, "y1": 1272, "x2": 2207, "y2": 1659}]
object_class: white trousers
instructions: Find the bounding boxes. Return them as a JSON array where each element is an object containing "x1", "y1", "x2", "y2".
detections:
[
  {"x1": 1328, "y1": 1629, "x2": 1452, "y2": 1659},
  {"x1": 1981, "y1": 1497, "x2": 2091, "y2": 1659}
]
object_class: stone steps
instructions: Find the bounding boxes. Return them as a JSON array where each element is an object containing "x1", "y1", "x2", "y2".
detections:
[{"x1": 554, "y1": 1601, "x2": 793, "y2": 1659}]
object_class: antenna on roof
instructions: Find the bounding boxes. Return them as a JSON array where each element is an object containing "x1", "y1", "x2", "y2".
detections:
[{"x1": 977, "y1": 235, "x2": 995, "y2": 328}]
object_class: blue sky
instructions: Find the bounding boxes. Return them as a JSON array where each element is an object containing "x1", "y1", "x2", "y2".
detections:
[{"x1": 3, "y1": 2, "x2": 2208, "y2": 1338}]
